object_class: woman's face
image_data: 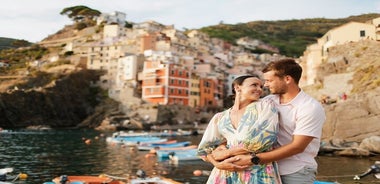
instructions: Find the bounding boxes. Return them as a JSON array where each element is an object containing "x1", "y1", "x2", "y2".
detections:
[{"x1": 238, "y1": 77, "x2": 263, "y2": 101}]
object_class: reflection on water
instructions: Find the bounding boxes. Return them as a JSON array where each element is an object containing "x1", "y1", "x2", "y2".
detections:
[
  {"x1": 316, "y1": 155, "x2": 380, "y2": 184},
  {"x1": 0, "y1": 129, "x2": 379, "y2": 184},
  {"x1": 0, "y1": 129, "x2": 212, "y2": 184}
]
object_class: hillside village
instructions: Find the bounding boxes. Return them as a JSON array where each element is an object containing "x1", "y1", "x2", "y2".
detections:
[
  {"x1": 42, "y1": 12, "x2": 378, "y2": 108},
  {"x1": 1, "y1": 10, "x2": 380, "y2": 149},
  {"x1": 36, "y1": 11, "x2": 288, "y2": 124}
]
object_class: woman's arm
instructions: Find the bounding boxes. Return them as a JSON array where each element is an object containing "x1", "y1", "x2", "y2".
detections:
[
  {"x1": 207, "y1": 153, "x2": 249, "y2": 171},
  {"x1": 211, "y1": 146, "x2": 250, "y2": 161}
]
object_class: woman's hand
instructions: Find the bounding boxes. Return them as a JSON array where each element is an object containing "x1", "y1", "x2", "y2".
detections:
[
  {"x1": 212, "y1": 145, "x2": 251, "y2": 161},
  {"x1": 211, "y1": 145, "x2": 230, "y2": 161},
  {"x1": 224, "y1": 154, "x2": 252, "y2": 167},
  {"x1": 215, "y1": 157, "x2": 250, "y2": 171}
]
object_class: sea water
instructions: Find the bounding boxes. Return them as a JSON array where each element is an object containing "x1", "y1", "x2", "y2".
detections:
[{"x1": 0, "y1": 129, "x2": 378, "y2": 184}]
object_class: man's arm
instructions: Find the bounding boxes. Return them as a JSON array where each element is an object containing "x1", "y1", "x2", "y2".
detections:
[{"x1": 228, "y1": 135, "x2": 314, "y2": 166}]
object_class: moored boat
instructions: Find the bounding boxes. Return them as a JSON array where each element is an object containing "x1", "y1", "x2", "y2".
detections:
[
  {"x1": 0, "y1": 168, "x2": 28, "y2": 183},
  {"x1": 106, "y1": 135, "x2": 167, "y2": 146},
  {"x1": 130, "y1": 176, "x2": 182, "y2": 184},
  {"x1": 138, "y1": 141, "x2": 191, "y2": 151},
  {"x1": 313, "y1": 181, "x2": 337, "y2": 184},
  {"x1": 44, "y1": 175, "x2": 126, "y2": 184},
  {"x1": 130, "y1": 169, "x2": 182, "y2": 184},
  {"x1": 156, "y1": 148, "x2": 201, "y2": 162}
]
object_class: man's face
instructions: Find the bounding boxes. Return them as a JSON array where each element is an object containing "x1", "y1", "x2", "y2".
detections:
[{"x1": 263, "y1": 71, "x2": 287, "y2": 94}]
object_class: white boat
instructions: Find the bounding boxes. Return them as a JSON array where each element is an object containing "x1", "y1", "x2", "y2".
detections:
[
  {"x1": 353, "y1": 161, "x2": 380, "y2": 180},
  {"x1": 138, "y1": 141, "x2": 191, "y2": 151},
  {"x1": 131, "y1": 176, "x2": 182, "y2": 184},
  {"x1": 106, "y1": 134, "x2": 167, "y2": 146},
  {"x1": 0, "y1": 168, "x2": 27, "y2": 183}
]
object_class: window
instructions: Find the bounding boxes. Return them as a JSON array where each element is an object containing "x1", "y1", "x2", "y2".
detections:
[{"x1": 360, "y1": 30, "x2": 366, "y2": 37}]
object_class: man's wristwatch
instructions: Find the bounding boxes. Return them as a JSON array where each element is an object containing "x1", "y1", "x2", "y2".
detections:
[{"x1": 250, "y1": 153, "x2": 260, "y2": 165}]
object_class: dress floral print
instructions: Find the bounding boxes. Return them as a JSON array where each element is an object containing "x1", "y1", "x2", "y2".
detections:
[{"x1": 197, "y1": 99, "x2": 282, "y2": 184}]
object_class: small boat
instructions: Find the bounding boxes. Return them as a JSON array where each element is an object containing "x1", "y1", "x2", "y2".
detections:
[
  {"x1": 131, "y1": 177, "x2": 182, "y2": 184},
  {"x1": 148, "y1": 129, "x2": 192, "y2": 137},
  {"x1": 0, "y1": 128, "x2": 11, "y2": 134},
  {"x1": 138, "y1": 141, "x2": 191, "y2": 151},
  {"x1": 152, "y1": 145, "x2": 198, "y2": 151},
  {"x1": 130, "y1": 170, "x2": 182, "y2": 184},
  {"x1": 0, "y1": 168, "x2": 27, "y2": 183},
  {"x1": 156, "y1": 148, "x2": 198, "y2": 158},
  {"x1": 353, "y1": 161, "x2": 380, "y2": 180},
  {"x1": 168, "y1": 151, "x2": 201, "y2": 161},
  {"x1": 313, "y1": 181, "x2": 337, "y2": 184},
  {"x1": 110, "y1": 131, "x2": 150, "y2": 138},
  {"x1": 113, "y1": 130, "x2": 192, "y2": 137},
  {"x1": 156, "y1": 148, "x2": 201, "y2": 161},
  {"x1": 106, "y1": 135, "x2": 167, "y2": 146},
  {"x1": 0, "y1": 168, "x2": 13, "y2": 184},
  {"x1": 43, "y1": 175, "x2": 126, "y2": 184}
]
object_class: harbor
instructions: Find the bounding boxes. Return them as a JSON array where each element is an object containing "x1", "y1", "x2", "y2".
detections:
[{"x1": 1, "y1": 129, "x2": 380, "y2": 184}]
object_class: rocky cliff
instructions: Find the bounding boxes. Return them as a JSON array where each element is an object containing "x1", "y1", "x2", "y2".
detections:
[
  {"x1": 0, "y1": 66, "x2": 116, "y2": 128},
  {"x1": 304, "y1": 40, "x2": 380, "y2": 143}
]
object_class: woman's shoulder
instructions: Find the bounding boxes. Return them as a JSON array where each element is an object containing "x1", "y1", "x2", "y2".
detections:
[
  {"x1": 258, "y1": 98, "x2": 275, "y2": 106},
  {"x1": 212, "y1": 109, "x2": 229, "y2": 119},
  {"x1": 262, "y1": 94, "x2": 277, "y2": 101},
  {"x1": 245, "y1": 99, "x2": 272, "y2": 108},
  {"x1": 247, "y1": 98, "x2": 277, "y2": 112}
]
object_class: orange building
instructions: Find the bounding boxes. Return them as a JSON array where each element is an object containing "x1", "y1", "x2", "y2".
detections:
[
  {"x1": 199, "y1": 78, "x2": 216, "y2": 107},
  {"x1": 140, "y1": 34, "x2": 156, "y2": 52},
  {"x1": 198, "y1": 75, "x2": 225, "y2": 107},
  {"x1": 142, "y1": 61, "x2": 190, "y2": 105}
]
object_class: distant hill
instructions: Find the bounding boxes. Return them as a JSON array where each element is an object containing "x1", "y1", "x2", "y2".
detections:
[
  {"x1": 199, "y1": 13, "x2": 380, "y2": 57},
  {"x1": 0, "y1": 37, "x2": 33, "y2": 51}
]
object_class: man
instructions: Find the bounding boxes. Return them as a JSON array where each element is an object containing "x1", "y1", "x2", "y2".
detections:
[{"x1": 213, "y1": 58, "x2": 326, "y2": 183}]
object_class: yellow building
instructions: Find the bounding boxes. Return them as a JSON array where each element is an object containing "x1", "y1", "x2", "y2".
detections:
[{"x1": 300, "y1": 19, "x2": 378, "y2": 86}]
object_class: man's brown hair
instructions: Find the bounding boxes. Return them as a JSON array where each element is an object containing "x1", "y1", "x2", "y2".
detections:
[{"x1": 262, "y1": 58, "x2": 302, "y2": 84}]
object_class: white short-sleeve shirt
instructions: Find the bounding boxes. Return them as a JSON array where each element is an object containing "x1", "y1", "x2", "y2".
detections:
[{"x1": 265, "y1": 90, "x2": 326, "y2": 175}]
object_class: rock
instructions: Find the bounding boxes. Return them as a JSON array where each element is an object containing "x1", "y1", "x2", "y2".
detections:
[
  {"x1": 0, "y1": 69, "x2": 105, "y2": 128},
  {"x1": 335, "y1": 147, "x2": 371, "y2": 157},
  {"x1": 321, "y1": 89, "x2": 380, "y2": 142},
  {"x1": 359, "y1": 136, "x2": 380, "y2": 154}
]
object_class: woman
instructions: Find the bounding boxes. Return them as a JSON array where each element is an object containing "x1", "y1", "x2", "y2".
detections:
[{"x1": 197, "y1": 75, "x2": 281, "y2": 184}]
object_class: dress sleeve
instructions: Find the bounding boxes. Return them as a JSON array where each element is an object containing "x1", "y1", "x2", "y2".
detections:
[
  {"x1": 243, "y1": 99, "x2": 279, "y2": 153},
  {"x1": 197, "y1": 112, "x2": 227, "y2": 157}
]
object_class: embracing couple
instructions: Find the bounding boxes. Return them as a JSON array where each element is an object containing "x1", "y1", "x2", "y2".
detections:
[{"x1": 197, "y1": 58, "x2": 326, "y2": 184}]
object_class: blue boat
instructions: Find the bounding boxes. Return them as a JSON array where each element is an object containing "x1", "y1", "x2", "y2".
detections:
[
  {"x1": 138, "y1": 141, "x2": 191, "y2": 151},
  {"x1": 106, "y1": 135, "x2": 167, "y2": 146},
  {"x1": 314, "y1": 181, "x2": 337, "y2": 184},
  {"x1": 156, "y1": 148, "x2": 201, "y2": 162}
]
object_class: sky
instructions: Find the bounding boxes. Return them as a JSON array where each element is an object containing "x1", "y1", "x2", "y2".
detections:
[{"x1": 1, "y1": 0, "x2": 380, "y2": 43}]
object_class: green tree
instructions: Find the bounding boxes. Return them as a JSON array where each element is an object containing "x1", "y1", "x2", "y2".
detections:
[
  {"x1": 60, "y1": 5, "x2": 101, "y2": 22},
  {"x1": 11, "y1": 39, "x2": 31, "y2": 47}
]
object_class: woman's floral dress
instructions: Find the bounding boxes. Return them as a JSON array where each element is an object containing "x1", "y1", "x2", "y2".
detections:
[{"x1": 197, "y1": 99, "x2": 281, "y2": 184}]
